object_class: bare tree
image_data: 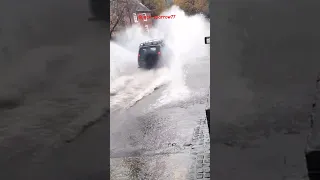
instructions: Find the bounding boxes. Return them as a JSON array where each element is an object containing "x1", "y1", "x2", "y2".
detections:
[
  {"x1": 110, "y1": 0, "x2": 139, "y2": 38},
  {"x1": 110, "y1": 0, "x2": 124, "y2": 38}
]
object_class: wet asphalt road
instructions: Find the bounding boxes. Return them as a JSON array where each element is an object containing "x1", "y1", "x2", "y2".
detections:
[
  {"x1": 110, "y1": 58, "x2": 210, "y2": 179},
  {"x1": 210, "y1": 1, "x2": 320, "y2": 179}
]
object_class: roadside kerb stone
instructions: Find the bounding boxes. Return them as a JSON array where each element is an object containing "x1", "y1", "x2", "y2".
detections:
[{"x1": 188, "y1": 117, "x2": 210, "y2": 180}]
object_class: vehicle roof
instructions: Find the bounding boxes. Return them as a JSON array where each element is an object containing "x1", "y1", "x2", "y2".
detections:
[{"x1": 139, "y1": 39, "x2": 164, "y2": 48}]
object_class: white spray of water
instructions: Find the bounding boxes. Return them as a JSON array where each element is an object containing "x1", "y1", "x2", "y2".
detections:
[{"x1": 110, "y1": 6, "x2": 210, "y2": 111}]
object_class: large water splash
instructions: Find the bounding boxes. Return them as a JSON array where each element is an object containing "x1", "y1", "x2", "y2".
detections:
[{"x1": 110, "y1": 6, "x2": 210, "y2": 111}]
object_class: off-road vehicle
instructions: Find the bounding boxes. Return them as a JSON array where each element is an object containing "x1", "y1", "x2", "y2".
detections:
[{"x1": 138, "y1": 39, "x2": 168, "y2": 69}]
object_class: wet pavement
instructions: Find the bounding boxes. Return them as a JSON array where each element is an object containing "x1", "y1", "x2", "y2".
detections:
[
  {"x1": 188, "y1": 118, "x2": 210, "y2": 180},
  {"x1": 110, "y1": 58, "x2": 210, "y2": 179},
  {"x1": 210, "y1": 1, "x2": 320, "y2": 179},
  {"x1": 110, "y1": 103, "x2": 208, "y2": 180}
]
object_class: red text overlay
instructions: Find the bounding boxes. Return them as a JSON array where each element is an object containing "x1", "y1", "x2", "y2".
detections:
[{"x1": 138, "y1": 15, "x2": 176, "y2": 20}]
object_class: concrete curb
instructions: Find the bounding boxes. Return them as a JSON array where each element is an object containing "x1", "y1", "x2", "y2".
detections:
[{"x1": 188, "y1": 117, "x2": 210, "y2": 180}]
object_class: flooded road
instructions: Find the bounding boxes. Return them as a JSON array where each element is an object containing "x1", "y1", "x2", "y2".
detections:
[
  {"x1": 110, "y1": 6, "x2": 210, "y2": 112},
  {"x1": 110, "y1": 58, "x2": 210, "y2": 179},
  {"x1": 109, "y1": 7, "x2": 210, "y2": 179}
]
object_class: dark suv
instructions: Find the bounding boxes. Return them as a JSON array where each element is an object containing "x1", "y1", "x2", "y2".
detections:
[{"x1": 138, "y1": 40, "x2": 166, "y2": 69}]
